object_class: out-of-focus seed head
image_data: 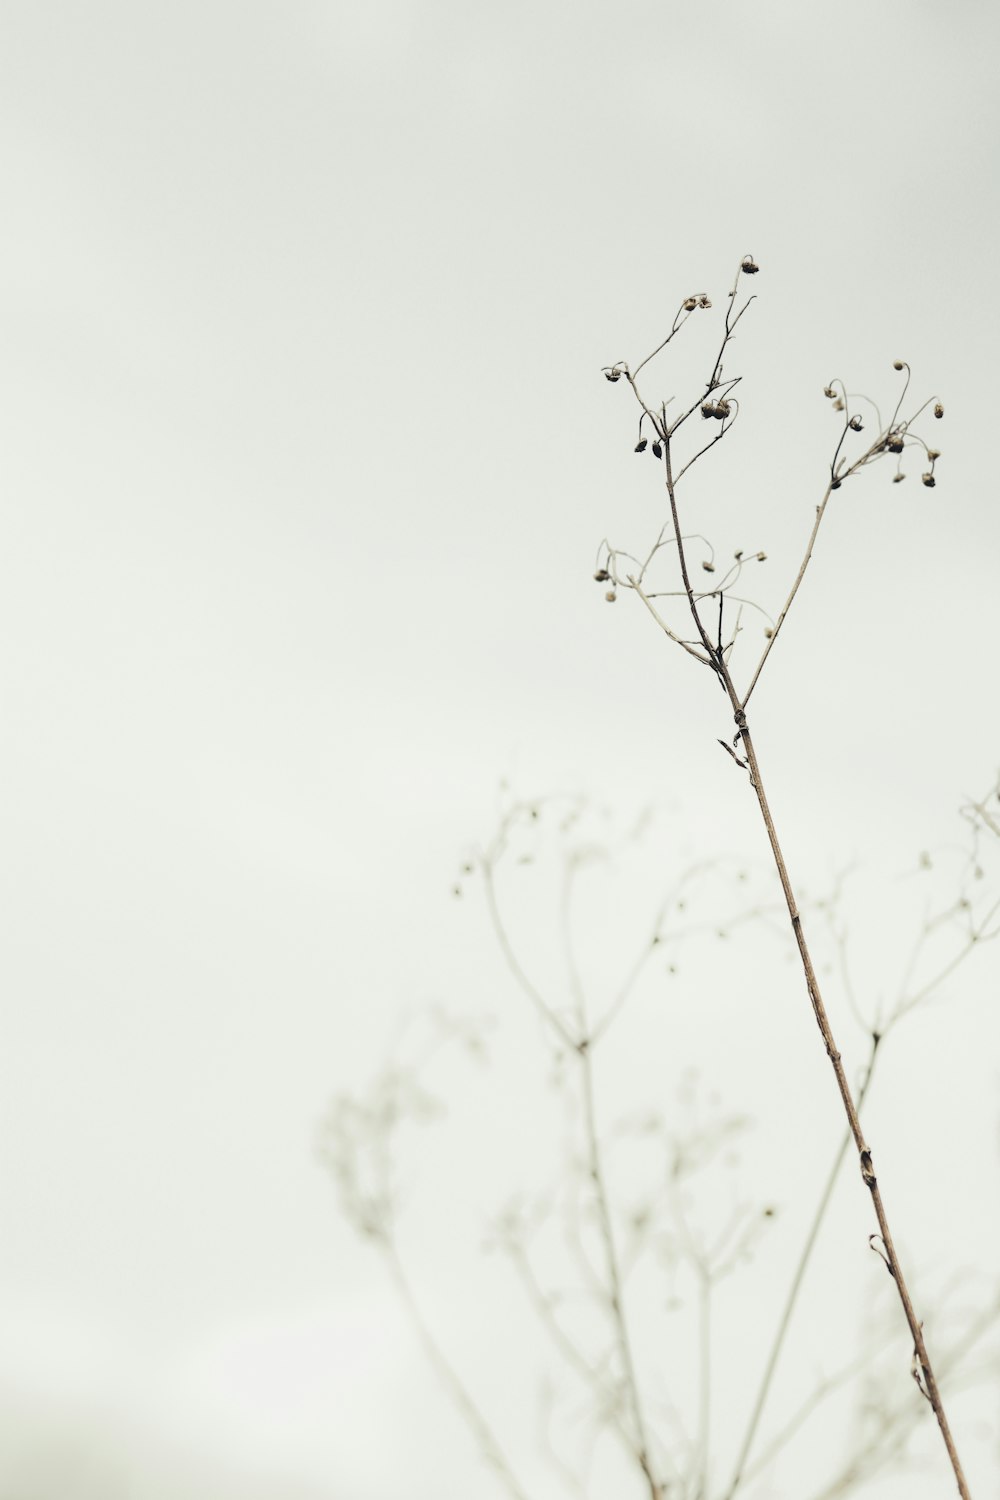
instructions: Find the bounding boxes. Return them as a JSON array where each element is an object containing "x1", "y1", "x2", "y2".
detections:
[
  {"x1": 701, "y1": 560, "x2": 715, "y2": 573},
  {"x1": 892, "y1": 472, "x2": 906, "y2": 484},
  {"x1": 593, "y1": 568, "x2": 610, "y2": 583},
  {"x1": 893, "y1": 360, "x2": 905, "y2": 371},
  {"x1": 605, "y1": 589, "x2": 617, "y2": 603},
  {"x1": 927, "y1": 448, "x2": 941, "y2": 460},
  {"x1": 833, "y1": 398, "x2": 845, "y2": 411},
  {"x1": 756, "y1": 551, "x2": 767, "y2": 562},
  {"x1": 764, "y1": 626, "x2": 774, "y2": 638}
]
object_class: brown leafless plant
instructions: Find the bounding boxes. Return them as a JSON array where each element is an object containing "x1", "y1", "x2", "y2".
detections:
[{"x1": 595, "y1": 257, "x2": 984, "y2": 1499}]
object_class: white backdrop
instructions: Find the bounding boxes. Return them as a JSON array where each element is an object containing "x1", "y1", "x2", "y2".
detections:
[{"x1": 0, "y1": 3, "x2": 998, "y2": 1497}]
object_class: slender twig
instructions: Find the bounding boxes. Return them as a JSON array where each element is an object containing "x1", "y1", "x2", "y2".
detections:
[
  {"x1": 604, "y1": 267, "x2": 973, "y2": 1498},
  {"x1": 385, "y1": 1243, "x2": 534, "y2": 1500}
]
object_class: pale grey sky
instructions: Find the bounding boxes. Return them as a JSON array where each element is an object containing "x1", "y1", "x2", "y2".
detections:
[{"x1": 1, "y1": 2, "x2": 998, "y2": 1497}]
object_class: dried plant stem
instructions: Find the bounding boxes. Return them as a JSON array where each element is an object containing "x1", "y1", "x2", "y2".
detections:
[
  {"x1": 728, "y1": 710, "x2": 970, "y2": 1498},
  {"x1": 723, "y1": 1039, "x2": 881, "y2": 1498},
  {"x1": 657, "y1": 438, "x2": 971, "y2": 1499},
  {"x1": 384, "y1": 1243, "x2": 533, "y2": 1500},
  {"x1": 578, "y1": 1038, "x2": 664, "y2": 1500}
]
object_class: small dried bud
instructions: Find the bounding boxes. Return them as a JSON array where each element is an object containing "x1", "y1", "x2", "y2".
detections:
[
  {"x1": 603, "y1": 368, "x2": 621, "y2": 383},
  {"x1": 651, "y1": 441, "x2": 663, "y2": 459},
  {"x1": 756, "y1": 551, "x2": 767, "y2": 561},
  {"x1": 887, "y1": 433, "x2": 904, "y2": 453},
  {"x1": 701, "y1": 560, "x2": 715, "y2": 573},
  {"x1": 604, "y1": 589, "x2": 617, "y2": 603},
  {"x1": 921, "y1": 472, "x2": 936, "y2": 488},
  {"x1": 934, "y1": 403, "x2": 944, "y2": 418},
  {"x1": 927, "y1": 448, "x2": 940, "y2": 460},
  {"x1": 683, "y1": 297, "x2": 698, "y2": 311},
  {"x1": 893, "y1": 360, "x2": 905, "y2": 371},
  {"x1": 593, "y1": 568, "x2": 610, "y2": 582},
  {"x1": 698, "y1": 295, "x2": 712, "y2": 309},
  {"x1": 741, "y1": 256, "x2": 759, "y2": 275},
  {"x1": 892, "y1": 472, "x2": 905, "y2": 483},
  {"x1": 763, "y1": 627, "x2": 774, "y2": 639},
  {"x1": 714, "y1": 400, "x2": 731, "y2": 420},
  {"x1": 823, "y1": 386, "x2": 836, "y2": 399},
  {"x1": 634, "y1": 439, "x2": 648, "y2": 453},
  {"x1": 848, "y1": 415, "x2": 863, "y2": 432},
  {"x1": 832, "y1": 398, "x2": 845, "y2": 411},
  {"x1": 701, "y1": 402, "x2": 716, "y2": 420}
]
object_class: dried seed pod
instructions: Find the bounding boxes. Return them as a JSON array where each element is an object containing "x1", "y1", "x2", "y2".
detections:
[
  {"x1": 634, "y1": 439, "x2": 648, "y2": 453},
  {"x1": 893, "y1": 360, "x2": 905, "y2": 371},
  {"x1": 922, "y1": 472, "x2": 936, "y2": 487},
  {"x1": 741, "y1": 256, "x2": 759, "y2": 274},
  {"x1": 934, "y1": 403, "x2": 944, "y2": 418},
  {"x1": 651, "y1": 441, "x2": 663, "y2": 459},
  {"x1": 698, "y1": 295, "x2": 712, "y2": 308},
  {"x1": 604, "y1": 589, "x2": 617, "y2": 603},
  {"x1": 892, "y1": 472, "x2": 905, "y2": 483},
  {"x1": 593, "y1": 568, "x2": 610, "y2": 582},
  {"x1": 823, "y1": 386, "x2": 836, "y2": 398},
  {"x1": 701, "y1": 560, "x2": 715, "y2": 573},
  {"x1": 701, "y1": 402, "x2": 716, "y2": 420},
  {"x1": 848, "y1": 415, "x2": 863, "y2": 432},
  {"x1": 927, "y1": 448, "x2": 941, "y2": 460},
  {"x1": 887, "y1": 433, "x2": 904, "y2": 453},
  {"x1": 683, "y1": 297, "x2": 698, "y2": 311}
]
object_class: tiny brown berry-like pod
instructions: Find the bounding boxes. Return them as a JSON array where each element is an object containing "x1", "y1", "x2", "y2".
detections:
[
  {"x1": 922, "y1": 473, "x2": 936, "y2": 487},
  {"x1": 741, "y1": 256, "x2": 759, "y2": 274},
  {"x1": 701, "y1": 401, "x2": 717, "y2": 420},
  {"x1": 593, "y1": 568, "x2": 610, "y2": 582},
  {"x1": 714, "y1": 400, "x2": 731, "y2": 420},
  {"x1": 893, "y1": 360, "x2": 905, "y2": 371},
  {"x1": 651, "y1": 441, "x2": 663, "y2": 459},
  {"x1": 934, "y1": 403, "x2": 944, "y2": 418},
  {"x1": 683, "y1": 297, "x2": 698, "y2": 311},
  {"x1": 604, "y1": 589, "x2": 617, "y2": 603},
  {"x1": 634, "y1": 439, "x2": 648, "y2": 453}
]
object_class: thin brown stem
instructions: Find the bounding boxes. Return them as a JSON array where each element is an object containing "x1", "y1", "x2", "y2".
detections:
[{"x1": 722, "y1": 677, "x2": 972, "y2": 1500}]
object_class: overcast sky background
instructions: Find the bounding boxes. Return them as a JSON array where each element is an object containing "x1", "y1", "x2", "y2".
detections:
[{"x1": 1, "y1": 2, "x2": 999, "y2": 1497}]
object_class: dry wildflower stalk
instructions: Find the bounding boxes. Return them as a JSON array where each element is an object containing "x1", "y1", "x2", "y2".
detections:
[{"x1": 598, "y1": 257, "x2": 971, "y2": 1499}]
